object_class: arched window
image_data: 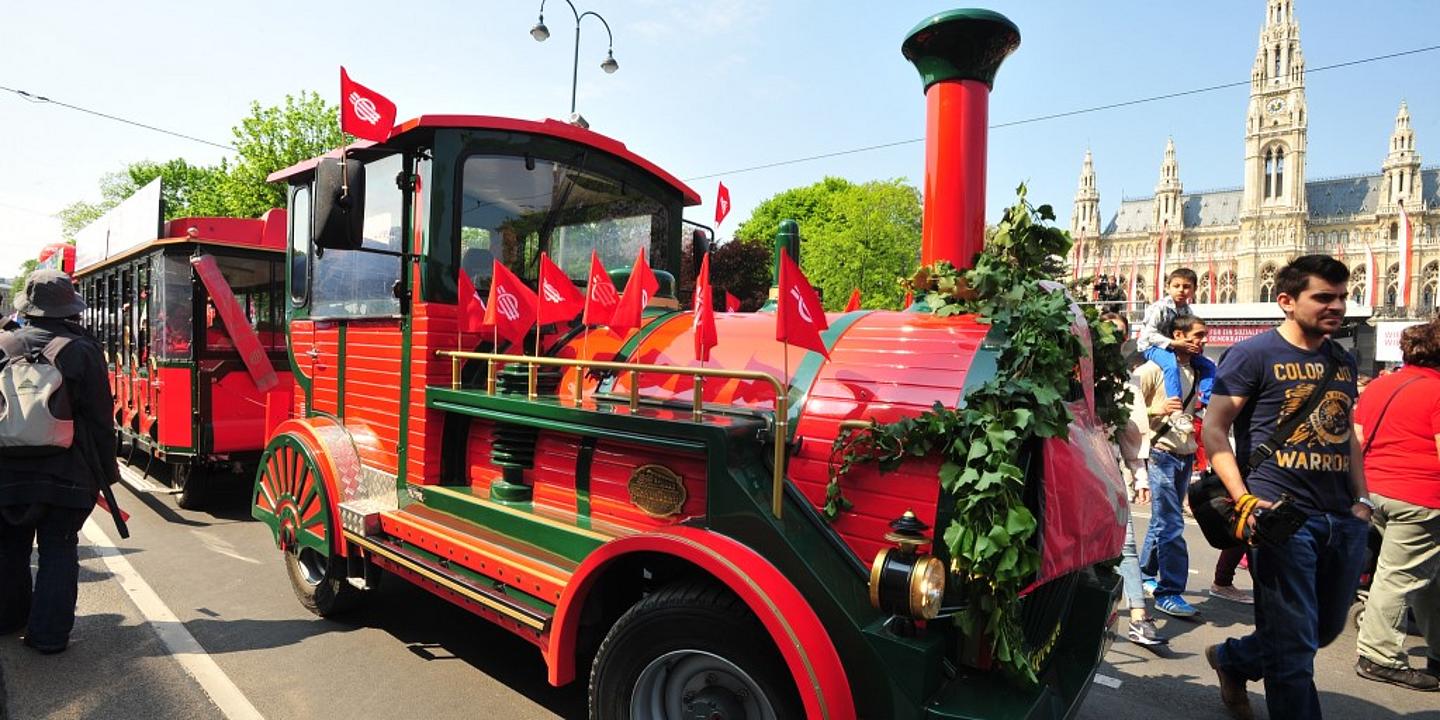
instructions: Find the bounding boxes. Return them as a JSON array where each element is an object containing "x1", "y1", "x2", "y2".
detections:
[
  {"x1": 1385, "y1": 263, "x2": 1400, "y2": 309},
  {"x1": 1349, "y1": 265, "x2": 1367, "y2": 306},
  {"x1": 1423, "y1": 262, "x2": 1440, "y2": 309},
  {"x1": 1390, "y1": 222, "x2": 1399, "y2": 242},
  {"x1": 1199, "y1": 272, "x2": 1213, "y2": 303},
  {"x1": 1274, "y1": 45, "x2": 1281, "y2": 77},
  {"x1": 1274, "y1": 148, "x2": 1284, "y2": 196},
  {"x1": 1258, "y1": 264, "x2": 1278, "y2": 302},
  {"x1": 1219, "y1": 271, "x2": 1237, "y2": 304},
  {"x1": 1264, "y1": 150, "x2": 1274, "y2": 198}
]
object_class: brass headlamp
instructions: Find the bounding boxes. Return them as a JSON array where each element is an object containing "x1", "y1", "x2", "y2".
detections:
[{"x1": 869, "y1": 510, "x2": 946, "y2": 620}]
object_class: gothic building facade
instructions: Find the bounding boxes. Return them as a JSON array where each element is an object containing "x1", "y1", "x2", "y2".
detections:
[{"x1": 1070, "y1": 0, "x2": 1439, "y2": 316}]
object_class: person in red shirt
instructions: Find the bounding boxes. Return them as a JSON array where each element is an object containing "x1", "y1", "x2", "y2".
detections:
[{"x1": 1353, "y1": 319, "x2": 1440, "y2": 691}]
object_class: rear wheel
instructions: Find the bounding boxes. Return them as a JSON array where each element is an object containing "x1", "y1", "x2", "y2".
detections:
[{"x1": 589, "y1": 582, "x2": 801, "y2": 720}]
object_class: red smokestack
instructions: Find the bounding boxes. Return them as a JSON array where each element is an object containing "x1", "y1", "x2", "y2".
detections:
[{"x1": 902, "y1": 10, "x2": 1020, "y2": 271}]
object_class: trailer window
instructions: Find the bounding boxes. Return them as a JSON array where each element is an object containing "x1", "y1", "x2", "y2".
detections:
[
  {"x1": 205, "y1": 255, "x2": 285, "y2": 352},
  {"x1": 152, "y1": 254, "x2": 193, "y2": 360},
  {"x1": 459, "y1": 155, "x2": 668, "y2": 284},
  {"x1": 311, "y1": 154, "x2": 404, "y2": 317}
]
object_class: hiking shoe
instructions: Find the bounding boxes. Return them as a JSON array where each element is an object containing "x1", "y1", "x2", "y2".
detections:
[
  {"x1": 1127, "y1": 617, "x2": 1166, "y2": 646},
  {"x1": 21, "y1": 636, "x2": 67, "y2": 655},
  {"x1": 1356, "y1": 657, "x2": 1439, "y2": 691},
  {"x1": 1142, "y1": 579, "x2": 1158, "y2": 598},
  {"x1": 1209, "y1": 584, "x2": 1254, "y2": 605},
  {"x1": 1154, "y1": 594, "x2": 1198, "y2": 618},
  {"x1": 1206, "y1": 644, "x2": 1254, "y2": 720}
]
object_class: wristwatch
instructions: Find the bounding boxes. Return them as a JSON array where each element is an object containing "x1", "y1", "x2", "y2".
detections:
[{"x1": 1355, "y1": 496, "x2": 1376, "y2": 510}]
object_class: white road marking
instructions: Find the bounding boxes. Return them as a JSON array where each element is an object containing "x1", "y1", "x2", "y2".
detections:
[
  {"x1": 119, "y1": 463, "x2": 170, "y2": 494},
  {"x1": 1093, "y1": 673, "x2": 1124, "y2": 689},
  {"x1": 82, "y1": 518, "x2": 266, "y2": 720},
  {"x1": 192, "y1": 530, "x2": 262, "y2": 565}
]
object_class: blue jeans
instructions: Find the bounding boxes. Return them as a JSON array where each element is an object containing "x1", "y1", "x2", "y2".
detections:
[
  {"x1": 0, "y1": 505, "x2": 93, "y2": 649},
  {"x1": 1216, "y1": 512, "x2": 1369, "y2": 720},
  {"x1": 1119, "y1": 512, "x2": 1145, "y2": 610},
  {"x1": 1141, "y1": 346, "x2": 1217, "y2": 404},
  {"x1": 1139, "y1": 449, "x2": 1193, "y2": 598}
]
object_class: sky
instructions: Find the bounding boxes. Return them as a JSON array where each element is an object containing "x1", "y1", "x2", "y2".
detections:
[{"x1": 3, "y1": 1, "x2": 1437, "y2": 280}]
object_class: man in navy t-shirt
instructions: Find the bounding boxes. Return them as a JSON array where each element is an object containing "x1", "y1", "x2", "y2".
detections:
[{"x1": 1200, "y1": 255, "x2": 1371, "y2": 720}]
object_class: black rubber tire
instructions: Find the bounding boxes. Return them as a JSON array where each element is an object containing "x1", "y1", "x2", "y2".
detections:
[
  {"x1": 284, "y1": 546, "x2": 360, "y2": 618},
  {"x1": 173, "y1": 464, "x2": 208, "y2": 510},
  {"x1": 588, "y1": 582, "x2": 802, "y2": 720}
]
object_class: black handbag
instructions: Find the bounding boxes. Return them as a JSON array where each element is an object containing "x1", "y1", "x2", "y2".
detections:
[{"x1": 1190, "y1": 343, "x2": 1342, "y2": 550}]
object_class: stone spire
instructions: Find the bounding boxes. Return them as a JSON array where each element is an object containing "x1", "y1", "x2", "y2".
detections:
[
  {"x1": 1071, "y1": 149, "x2": 1101, "y2": 240},
  {"x1": 1242, "y1": 0, "x2": 1307, "y2": 216},
  {"x1": 1153, "y1": 138, "x2": 1183, "y2": 231},
  {"x1": 1382, "y1": 100, "x2": 1423, "y2": 212}
]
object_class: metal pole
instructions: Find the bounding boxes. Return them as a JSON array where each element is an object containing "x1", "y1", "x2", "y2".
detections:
[{"x1": 570, "y1": 18, "x2": 581, "y2": 114}]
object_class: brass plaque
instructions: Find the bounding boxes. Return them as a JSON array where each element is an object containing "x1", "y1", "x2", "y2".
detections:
[{"x1": 628, "y1": 464, "x2": 687, "y2": 518}]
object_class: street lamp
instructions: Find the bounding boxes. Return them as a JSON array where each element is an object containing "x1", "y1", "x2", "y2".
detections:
[{"x1": 530, "y1": 0, "x2": 618, "y2": 117}]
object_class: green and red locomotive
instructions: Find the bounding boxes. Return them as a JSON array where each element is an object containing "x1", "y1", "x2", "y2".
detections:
[{"x1": 253, "y1": 10, "x2": 1125, "y2": 719}]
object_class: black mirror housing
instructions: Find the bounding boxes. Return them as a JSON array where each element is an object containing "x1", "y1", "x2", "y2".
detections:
[{"x1": 312, "y1": 157, "x2": 366, "y2": 251}]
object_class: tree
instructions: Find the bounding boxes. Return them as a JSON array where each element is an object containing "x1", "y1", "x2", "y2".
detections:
[
  {"x1": 709, "y1": 239, "x2": 772, "y2": 311},
  {"x1": 217, "y1": 90, "x2": 345, "y2": 218},
  {"x1": 735, "y1": 177, "x2": 922, "y2": 310},
  {"x1": 56, "y1": 159, "x2": 228, "y2": 240}
]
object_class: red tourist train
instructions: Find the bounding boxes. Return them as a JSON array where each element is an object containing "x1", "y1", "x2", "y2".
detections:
[
  {"x1": 71, "y1": 185, "x2": 294, "y2": 507},
  {"x1": 248, "y1": 10, "x2": 1125, "y2": 720}
]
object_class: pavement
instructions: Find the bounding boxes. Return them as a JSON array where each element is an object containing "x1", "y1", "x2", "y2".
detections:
[{"x1": 1, "y1": 472, "x2": 1437, "y2": 719}]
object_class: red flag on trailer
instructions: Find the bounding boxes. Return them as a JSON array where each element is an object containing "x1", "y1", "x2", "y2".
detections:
[
  {"x1": 583, "y1": 250, "x2": 620, "y2": 326},
  {"x1": 538, "y1": 253, "x2": 584, "y2": 325},
  {"x1": 482, "y1": 260, "x2": 537, "y2": 347},
  {"x1": 457, "y1": 268, "x2": 489, "y2": 333},
  {"x1": 610, "y1": 250, "x2": 659, "y2": 334},
  {"x1": 844, "y1": 288, "x2": 862, "y2": 312},
  {"x1": 693, "y1": 253, "x2": 718, "y2": 362},
  {"x1": 902, "y1": 289, "x2": 914, "y2": 308},
  {"x1": 715, "y1": 182, "x2": 732, "y2": 227},
  {"x1": 339, "y1": 67, "x2": 397, "y2": 143},
  {"x1": 725, "y1": 291, "x2": 741, "y2": 313},
  {"x1": 776, "y1": 249, "x2": 829, "y2": 358}
]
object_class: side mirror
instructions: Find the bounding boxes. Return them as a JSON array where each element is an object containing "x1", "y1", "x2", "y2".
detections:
[
  {"x1": 312, "y1": 157, "x2": 366, "y2": 251},
  {"x1": 690, "y1": 228, "x2": 711, "y2": 269}
]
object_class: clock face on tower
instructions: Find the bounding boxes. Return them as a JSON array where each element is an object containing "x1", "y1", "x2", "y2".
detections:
[{"x1": 1267, "y1": 97, "x2": 1286, "y2": 113}]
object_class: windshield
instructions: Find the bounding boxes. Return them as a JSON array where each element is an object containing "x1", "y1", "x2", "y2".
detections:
[{"x1": 458, "y1": 155, "x2": 669, "y2": 289}]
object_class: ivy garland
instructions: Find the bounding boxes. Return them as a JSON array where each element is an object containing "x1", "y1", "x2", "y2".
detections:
[{"x1": 825, "y1": 185, "x2": 1131, "y2": 684}]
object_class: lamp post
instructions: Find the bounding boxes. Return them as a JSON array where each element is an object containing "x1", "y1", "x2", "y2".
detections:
[{"x1": 530, "y1": 0, "x2": 618, "y2": 117}]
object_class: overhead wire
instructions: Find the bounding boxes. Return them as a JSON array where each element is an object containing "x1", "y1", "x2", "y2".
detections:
[{"x1": 0, "y1": 84, "x2": 235, "y2": 151}]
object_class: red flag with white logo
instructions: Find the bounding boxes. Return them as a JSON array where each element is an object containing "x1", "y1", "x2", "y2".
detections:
[
  {"x1": 457, "y1": 267, "x2": 489, "y2": 334},
  {"x1": 610, "y1": 249, "x2": 659, "y2": 334},
  {"x1": 725, "y1": 291, "x2": 741, "y2": 313},
  {"x1": 339, "y1": 67, "x2": 398, "y2": 143},
  {"x1": 776, "y1": 249, "x2": 829, "y2": 359},
  {"x1": 693, "y1": 253, "x2": 718, "y2": 362},
  {"x1": 844, "y1": 288, "x2": 862, "y2": 312},
  {"x1": 538, "y1": 253, "x2": 584, "y2": 325},
  {"x1": 715, "y1": 182, "x2": 732, "y2": 227},
  {"x1": 583, "y1": 250, "x2": 620, "y2": 326},
  {"x1": 482, "y1": 260, "x2": 537, "y2": 347}
]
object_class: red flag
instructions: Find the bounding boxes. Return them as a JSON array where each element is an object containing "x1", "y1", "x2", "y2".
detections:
[
  {"x1": 1399, "y1": 206, "x2": 1415, "y2": 308},
  {"x1": 777, "y1": 249, "x2": 829, "y2": 358},
  {"x1": 715, "y1": 182, "x2": 732, "y2": 227},
  {"x1": 538, "y1": 253, "x2": 584, "y2": 325},
  {"x1": 457, "y1": 268, "x2": 488, "y2": 334},
  {"x1": 693, "y1": 253, "x2": 718, "y2": 362},
  {"x1": 583, "y1": 250, "x2": 620, "y2": 326},
  {"x1": 725, "y1": 291, "x2": 741, "y2": 313},
  {"x1": 1207, "y1": 255, "x2": 1218, "y2": 304},
  {"x1": 610, "y1": 250, "x2": 659, "y2": 334},
  {"x1": 339, "y1": 67, "x2": 397, "y2": 143},
  {"x1": 1153, "y1": 221, "x2": 1169, "y2": 300},
  {"x1": 844, "y1": 288, "x2": 862, "y2": 312},
  {"x1": 482, "y1": 260, "x2": 536, "y2": 347},
  {"x1": 902, "y1": 289, "x2": 914, "y2": 308}
]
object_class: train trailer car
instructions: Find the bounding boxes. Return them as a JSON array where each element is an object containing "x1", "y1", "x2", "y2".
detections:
[
  {"x1": 73, "y1": 206, "x2": 294, "y2": 508},
  {"x1": 252, "y1": 11, "x2": 1125, "y2": 720}
]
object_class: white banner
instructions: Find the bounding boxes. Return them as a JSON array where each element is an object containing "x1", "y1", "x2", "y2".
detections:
[
  {"x1": 73, "y1": 177, "x2": 163, "y2": 273},
  {"x1": 1375, "y1": 320, "x2": 1423, "y2": 363}
]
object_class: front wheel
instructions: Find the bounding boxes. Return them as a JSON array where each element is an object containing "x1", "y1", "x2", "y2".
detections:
[
  {"x1": 285, "y1": 545, "x2": 360, "y2": 617},
  {"x1": 589, "y1": 583, "x2": 801, "y2": 720}
]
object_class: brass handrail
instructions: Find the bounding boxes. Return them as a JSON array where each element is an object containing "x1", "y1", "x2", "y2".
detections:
[{"x1": 437, "y1": 350, "x2": 790, "y2": 519}]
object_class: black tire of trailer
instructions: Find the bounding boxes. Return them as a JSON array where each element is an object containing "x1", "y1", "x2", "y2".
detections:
[
  {"x1": 172, "y1": 464, "x2": 208, "y2": 510},
  {"x1": 588, "y1": 582, "x2": 802, "y2": 720},
  {"x1": 285, "y1": 545, "x2": 360, "y2": 618}
]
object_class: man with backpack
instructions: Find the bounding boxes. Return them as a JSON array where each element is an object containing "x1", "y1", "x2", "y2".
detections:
[{"x1": 0, "y1": 269, "x2": 120, "y2": 654}]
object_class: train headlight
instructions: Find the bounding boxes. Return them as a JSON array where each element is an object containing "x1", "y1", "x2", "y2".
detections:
[{"x1": 870, "y1": 550, "x2": 947, "y2": 620}]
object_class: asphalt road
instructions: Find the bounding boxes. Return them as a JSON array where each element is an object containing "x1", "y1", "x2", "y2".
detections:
[{"x1": 2, "y1": 466, "x2": 1436, "y2": 719}]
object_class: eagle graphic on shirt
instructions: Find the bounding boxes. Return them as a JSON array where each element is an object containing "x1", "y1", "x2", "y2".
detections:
[{"x1": 1280, "y1": 382, "x2": 1353, "y2": 446}]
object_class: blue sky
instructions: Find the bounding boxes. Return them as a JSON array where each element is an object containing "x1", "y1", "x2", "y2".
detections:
[{"x1": 2, "y1": 1, "x2": 1436, "y2": 278}]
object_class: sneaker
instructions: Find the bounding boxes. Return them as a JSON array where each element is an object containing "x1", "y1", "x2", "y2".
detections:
[
  {"x1": 1142, "y1": 579, "x2": 1158, "y2": 598},
  {"x1": 20, "y1": 636, "x2": 67, "y2": 655},
  {"x1": 1154, "y1": 594, "x2": 1198, "y2": 618},
  {"x1": 1127, "y1": 617, "x2": 1167, "y2": 646},
  {"x1": 1209, "y1": 584, "x2": 1254, "y2": 605},
  {"x1": 1206, "y1": 644, "x2": 1254, "y2": 720},
  {"x1": 1355, "y1": 657, "x2": 1439, "y2": 691}
]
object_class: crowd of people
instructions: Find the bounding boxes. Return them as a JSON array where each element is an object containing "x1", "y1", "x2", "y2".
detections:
[{"x1": 1104, "y1": 256, "x2": 1439, "y2": 719}]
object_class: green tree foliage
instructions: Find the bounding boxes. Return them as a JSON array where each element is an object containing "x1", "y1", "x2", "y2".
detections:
[
  {"x1": 734, "y1": 177, "x2": 921, "y2": 310},
  {"x1": 708, "y1": 239, "x2": 772, "y2": 311},
  {"x1": 217, "y1": 91, "x2": 345, "y2": 219}
]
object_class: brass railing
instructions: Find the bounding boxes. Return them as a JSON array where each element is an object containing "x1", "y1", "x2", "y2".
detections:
[{"x1": 437, "y1": 350, "x2": 791, "y2": 518}]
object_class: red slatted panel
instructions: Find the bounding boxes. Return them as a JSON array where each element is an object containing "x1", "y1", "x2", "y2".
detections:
[
  {"x1": 589, "y1": 438, "x2": 707, "y2": 530},
  {"x1": 531, "y1": 433, "x2": 580, "y2": 515},
  {"x1": 341, "y1": 321, "x2": 404, "y2": 474}
]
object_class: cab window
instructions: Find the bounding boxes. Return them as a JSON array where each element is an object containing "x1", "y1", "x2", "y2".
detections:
[{"x1": 310, "y1": 154, "x2": 404, "y2": 316}]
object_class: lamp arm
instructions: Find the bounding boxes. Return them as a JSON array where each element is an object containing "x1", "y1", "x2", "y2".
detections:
[{"x1": 578, "y1": 10, "x2": 614, "y2": 48}]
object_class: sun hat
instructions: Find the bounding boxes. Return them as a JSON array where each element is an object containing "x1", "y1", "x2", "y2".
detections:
[{"x1": 14, "y1": 269, "x2": 87, "y2": 318}]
